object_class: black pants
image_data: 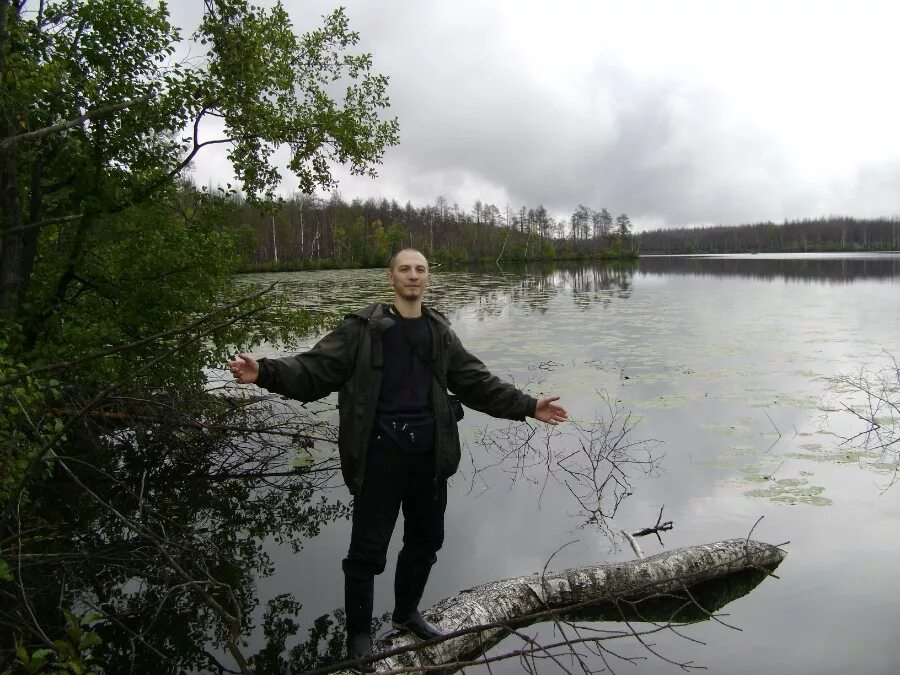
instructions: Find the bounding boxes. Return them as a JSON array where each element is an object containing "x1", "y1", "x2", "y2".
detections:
[{"x1": 342, "y1": 432, "x2": 447, "y2": 581}]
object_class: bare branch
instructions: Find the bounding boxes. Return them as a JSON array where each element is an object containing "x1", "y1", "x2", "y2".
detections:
[
  {"x1": 0, "y1": 303, "x2": 267, "y2": 532},
  {"x1": 0, "y1": 281, "x2": 276, "y2": 386},
  {"x1": 0, "y1": 95, "x2": 152, "y2": 150},
  {"x1": 2, "y1": 212, "x2": 83, "y2": 235}
]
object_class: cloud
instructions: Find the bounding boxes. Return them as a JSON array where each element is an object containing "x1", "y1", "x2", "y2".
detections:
[{"x1": 173, "y1": 1, "x2": 900, "y2": 229}]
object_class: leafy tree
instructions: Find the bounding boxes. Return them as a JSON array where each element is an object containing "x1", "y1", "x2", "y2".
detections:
[
  {"x1": 598, "y1": 208, "x2": 613, "y2": 243},
  {"x1": 571, "y1": 204, "x2": 591, "y2": 242},
  {"x1": 386, "y1": 221, "x2": 405, "y2": 254},
  {"x1": 0, "y1": 2, "x2": 398, "y2": 670},
  {"x1": 0, "y1": 0, "x2": 399, "y2": 326},
  {"x1": 534, "y1": 204, "x2": 549, "y2": 240}
]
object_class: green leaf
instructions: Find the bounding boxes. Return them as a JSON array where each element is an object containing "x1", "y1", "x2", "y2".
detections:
[
  {"x1": 0, "y1": 558, "x2": 11, "y2": 582},
  {"x1": 79, "y1": 632, "x2": 102, "y2": 650},
  {"x1": 27, "y1": 657, "x2": 48, "y2": 674},
  {"x1": 15, "y1": 640, "x2": 28, "y2": 664},
  {"x1": 80, "y1": 611, "x2": 104, "y2": 625}
]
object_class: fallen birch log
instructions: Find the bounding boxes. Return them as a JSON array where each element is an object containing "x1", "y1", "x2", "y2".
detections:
[{"x1": 346, "y1": 538, "x2": 785, "y2": 674}]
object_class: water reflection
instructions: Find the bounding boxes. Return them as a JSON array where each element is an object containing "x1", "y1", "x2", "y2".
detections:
[
  {"x1": 275, "y1": 564, "x2": 782, "y2": 674},
  {"x1": 54, "y1": 254, "x2": 900, "y2": 674},
  {"x1": 816, "y1": 351, "x2": 900, "y2": 490},
  {"x1": 637, "y1": 252, "x2": 900, "y2": 283},
  {"x1": 554, "y1": 565, "x2": 778, "y2": 623},
  {"x1": 236, "y1": 262, "x2": 640, "y2": 331},
  {"x1": 13, "y1": 393, "x2": 350, "y2": 674},
  {"x1": 237, "y1": 255, "x2": 899, "y2": 340}
]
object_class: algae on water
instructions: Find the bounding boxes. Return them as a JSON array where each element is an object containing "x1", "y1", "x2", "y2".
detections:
[{"x1": 745, "y1": 476, "x2": 833, "y2": 506}]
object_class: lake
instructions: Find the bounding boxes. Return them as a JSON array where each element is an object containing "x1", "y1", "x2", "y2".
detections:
[{"x1": 236, "y1": 253, "x2": 900, "y2": 674}]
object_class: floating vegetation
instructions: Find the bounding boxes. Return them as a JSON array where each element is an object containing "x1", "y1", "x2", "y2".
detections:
[
  {"x1": 833, "y1": 450, "x2": 882, "y2": 464},
  {"x1": 723, "y1": 444, "x2": 758, "y2": 457},
  {"x1": 737, "y1": 415, "x2": 762, "y2": 427},
  {"x1": 293, "y1": 453, "x2": 318, "y2": 468},
  {"x1": 699, "y1": 450, "x2": 781, "y2": 473},
  {"x1": 702, "y1": 344, "x2": 750, "y2": 357},
  {"x1": 694, "y1": 455, "x2": 743, "y2": 471},
  {"x1": 750, "y1": 392, "x2": 819, "y2": 409},
  {"x1": 873, "y1": 415, "x2": 900, "y2": 427},
  {"x1": 786, "y1": 443, "x2": 880, "y2": 465},
  {"x1": 745, "y1": 477, "x2": 832, "y2": 506},
  {"x1": 735, "y1": 456, "x2": 783, "y2": 481},
  {"x1": 621, "y1": 371, "x2": 673, "y2": 385},
  {"x1": 635, "y1": 394, "x2": 691, "y2": 409},
  {"x1": 715, "y1": 457, "x2": 833, "y2": 506},
  {"x1": 693, "y1": 445, "x2": 759, "y2": 472},
  {"x1": 699, "y1": 422, "x2": 753, "y2": 437}
]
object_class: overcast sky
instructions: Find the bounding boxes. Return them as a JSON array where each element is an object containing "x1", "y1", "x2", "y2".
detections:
[{"x1": 173, "y1": 0, "x2": 900, "y2": 230}]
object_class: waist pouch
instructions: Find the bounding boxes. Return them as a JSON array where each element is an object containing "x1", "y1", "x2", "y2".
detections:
[
  {"x1": 448, "y1": 394, "x2": 464, "y2": 422},
  {"x1": 376, "y1": 412, "x2": 435, "y2": 453}
]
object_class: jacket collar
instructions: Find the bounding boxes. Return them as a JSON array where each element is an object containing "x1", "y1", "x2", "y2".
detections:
[
  {"x1": 352, "y1": 301, "x2": 449, "y2": 327},
  {"x1": 422, "y1": 304, "x2": 451, "y2": 327},
  {"x1": 350, "y1": 302, "x2": 450, "y2": 362}
]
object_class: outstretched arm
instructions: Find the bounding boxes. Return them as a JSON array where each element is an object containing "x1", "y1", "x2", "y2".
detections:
[
  {"x1": 228, "y1": 353, "x2": 259, "y2": 384},
  {"x1": 534, "y1": 396, "x2": 568, "y2": 425},
  {"x1": 227, "y1": 317, "x2": 360, "y2": 401},
  {"x1": 445, "y1": 329, "x2": 568, "y2": 424}
]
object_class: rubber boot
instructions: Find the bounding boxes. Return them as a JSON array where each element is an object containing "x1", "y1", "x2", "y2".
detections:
[
  {"x1": 391, "y1": 552, "x2": 444, "y2": 641},
  {"x1": 344, "y1": 572, "x2": 376, "y2": 673}
]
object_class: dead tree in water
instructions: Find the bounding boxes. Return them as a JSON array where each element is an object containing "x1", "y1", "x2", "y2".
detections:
[
  {"x1": 821, "y1": 351, "x2": 900, "y2": 490},
  {"x1": 321, "y1": 538, "x2": 786, "y2": 674}
]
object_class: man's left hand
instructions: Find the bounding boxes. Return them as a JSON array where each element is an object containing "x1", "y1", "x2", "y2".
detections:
[{"x1": 534, "y1": 396, "x2": 568, "y2": 425}]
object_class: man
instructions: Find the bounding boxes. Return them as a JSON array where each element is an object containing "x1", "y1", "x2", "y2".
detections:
[{"x1": 229, "y1": 249, "x2": 567, "y2": 671}]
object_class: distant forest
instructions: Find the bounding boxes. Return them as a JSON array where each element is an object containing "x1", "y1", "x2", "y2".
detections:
[
  {"x1": 635, "y1": 216, "x2": 900, "y2": 254},
  {"x1": 221, "y1": 191, "x2": 636, "y2": 270},
  {"x1": 217, "y1": 188, "x2": 899, "y2": 270}
]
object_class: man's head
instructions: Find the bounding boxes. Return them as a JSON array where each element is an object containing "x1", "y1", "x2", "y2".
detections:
[{"x1": 388, "y1": 248, "x2": 430, "y2": 303}]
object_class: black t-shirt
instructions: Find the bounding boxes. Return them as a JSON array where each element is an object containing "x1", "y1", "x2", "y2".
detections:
[{"x1": 376, "y1": 310, "x2": 432, "y2": 414}]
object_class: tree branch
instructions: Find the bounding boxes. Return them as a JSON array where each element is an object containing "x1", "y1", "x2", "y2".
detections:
[
  {"x1": 2, "y1": 212, "x2": 83, "y2": 236},
  {"x1": 0, "y1": 303, "x2": 268, "y2": 532},
  {"x1": 0, "y1": 281, "x2": 276, "y2": 386},
  {"x1": 0, "y1": 95, "x2": 152, "y2": 150},
  {"x1": 0, "y1": 0, "x2": 11, "y2": 81},
  {"x1": 166, "y1": 137, "x2": 235, "y2": 179}
]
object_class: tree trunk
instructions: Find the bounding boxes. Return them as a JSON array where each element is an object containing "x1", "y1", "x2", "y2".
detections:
[
  {"x1": 0, "y1": 122, "x2": 25, "y2": 320},
  {"x1": 367, "y1": 539, "x2": 785, "y2": 673}
]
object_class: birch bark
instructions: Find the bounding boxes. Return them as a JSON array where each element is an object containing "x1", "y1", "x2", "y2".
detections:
[{"x1": 359, "y1": 539, "x2": 785, "y2": 674}]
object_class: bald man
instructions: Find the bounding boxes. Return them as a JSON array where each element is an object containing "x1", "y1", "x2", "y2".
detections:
[{"x1": 229, "y1": 248, "x2": 567, "y2": 671}]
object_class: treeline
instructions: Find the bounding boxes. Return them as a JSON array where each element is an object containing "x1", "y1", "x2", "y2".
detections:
[
  {"x1": 220, "y1": 191, "x2": 637, "y2": 270},
  {"x1": 229, "y1": 194, "x2": 900, "y2": 268},
  {"x1": 635, "y1": 216, "x2": 900, "y2": 253}
]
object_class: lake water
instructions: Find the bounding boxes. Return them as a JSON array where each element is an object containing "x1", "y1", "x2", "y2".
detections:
[{"x1": 237, "y1": 253, "x2": 900, "y2": 674}]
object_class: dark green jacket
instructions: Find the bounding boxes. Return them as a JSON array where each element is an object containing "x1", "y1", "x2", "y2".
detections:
[{"x1": 256, "y1": 302, "x2": 537, "y2": 494}]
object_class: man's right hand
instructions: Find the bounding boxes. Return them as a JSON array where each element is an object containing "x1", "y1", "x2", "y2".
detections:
[{"x1": 228, "y1": 353, "x2": 260, "y2": 384}]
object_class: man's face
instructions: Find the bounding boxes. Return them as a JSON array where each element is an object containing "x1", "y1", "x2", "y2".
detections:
[{"x1": 388, "y1": 250, "x2": 431, "y2": 301}]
